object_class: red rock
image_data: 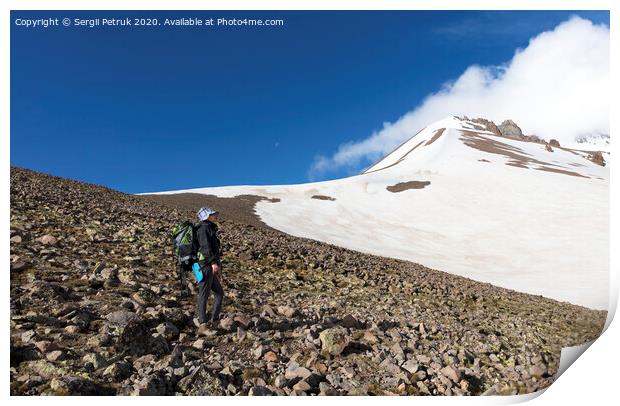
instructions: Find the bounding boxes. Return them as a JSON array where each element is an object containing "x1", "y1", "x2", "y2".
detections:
[{"x1": 263, "y1": 351, "x2": 278, "y2": 362}]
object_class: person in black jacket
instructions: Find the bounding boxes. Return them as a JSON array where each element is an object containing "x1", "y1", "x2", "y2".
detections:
[{"x1": 195, "y1": 207, "x2": 224, "y2": 325}]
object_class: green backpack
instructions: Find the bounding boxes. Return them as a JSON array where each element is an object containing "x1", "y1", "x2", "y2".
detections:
[{"x1": 172, "y1": 221, "x2": 197, "y2": 263}]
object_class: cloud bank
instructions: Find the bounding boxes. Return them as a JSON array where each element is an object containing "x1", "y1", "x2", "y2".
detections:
[{"x1": 310, "y1": 16, "x2": 609, "y2": 178}]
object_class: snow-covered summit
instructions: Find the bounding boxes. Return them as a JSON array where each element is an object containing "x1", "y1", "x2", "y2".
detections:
[{"x1": 150, "y1": 116, "x2": 609, "y2": 310}]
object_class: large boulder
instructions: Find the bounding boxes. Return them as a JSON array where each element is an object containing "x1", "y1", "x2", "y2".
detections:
[{"x1": 319, "y1": 326, "x2": 350, "y2": 357}]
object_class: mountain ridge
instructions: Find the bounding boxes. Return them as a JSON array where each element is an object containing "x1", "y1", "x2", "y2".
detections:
[{"x1": 152, "y1": 116, "x2": 609, "y2": 310}]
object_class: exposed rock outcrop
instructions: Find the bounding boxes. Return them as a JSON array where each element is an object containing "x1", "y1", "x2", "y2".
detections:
[
  {"x1": 498, "y1": 120, "x2": 523, "y2": 138},
  {"x1": 588, "y1": 151, "x2": 606, "y2": 166},
  {"x1": 470, "y1": 118, "x2": 501, "y2": 136}
]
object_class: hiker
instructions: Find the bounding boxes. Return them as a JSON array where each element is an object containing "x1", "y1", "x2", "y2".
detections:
[{"x1": 195, "y1": 207, "x2": 225, "y2": 326}]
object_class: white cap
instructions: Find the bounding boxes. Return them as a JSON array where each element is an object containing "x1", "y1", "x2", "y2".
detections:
[{"x1": 197, "y1": 207, "x2": 218, "y2": 221}]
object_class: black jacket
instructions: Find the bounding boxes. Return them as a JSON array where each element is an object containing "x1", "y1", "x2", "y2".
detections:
[{"x1": 196, "y1": 220, "x2": 221, "y2": 265}]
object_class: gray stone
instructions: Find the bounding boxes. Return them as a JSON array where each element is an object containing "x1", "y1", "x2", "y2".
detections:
[
  {"x1": 253, "y1": 344, "x2": 269, "y2": 359},
  {"x1": 498, "y1": 119, "x2": 523, "y2": 138},
  {"x1": 319, "y1": 326, "x2": 349, "y2": 357},
  {"x1": 402, "y1": 360, "x2": 419, "y2": 374},
  {"x1": 105, "y1": 310, "x2": 141, "y2": 327},
  {"x1": 155, "y1": 322, "x2": 179, "y2": 340},
  {"x1": 103, "y1": 361, "x2": 133, "y2": 381},
  {"x1": 82, "y1": 353, "x2": 105, "y2": 369},
  {"x1": 46, "y1": 350, "x2": 65, "y2": 362},
  {"x1": 341, "y1": 314, "x2": 361, "y2": 329},
  {"x1": 248, "y1": 385, "x2": 273, "y2": 396},
  {"x1": 285, "y1": 364, "x2": 312, "y2": 381},
  {"x1": 49, "y1": 375, "x2": 97, "y2": 395}
]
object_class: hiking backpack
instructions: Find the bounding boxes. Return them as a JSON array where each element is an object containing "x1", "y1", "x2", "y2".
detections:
[{"x1": 171, "y1": 221, "x2": 198, "y2": 263}]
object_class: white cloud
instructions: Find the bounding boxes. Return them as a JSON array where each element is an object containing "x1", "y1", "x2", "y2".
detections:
[{"x1": 309, "y1": 16, "x2": 609, "y2": 179}]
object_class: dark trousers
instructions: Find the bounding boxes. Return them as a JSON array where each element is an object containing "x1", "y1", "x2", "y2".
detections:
[{"x1": 197, "y1": 264, "x2": 224, "y2": 323}]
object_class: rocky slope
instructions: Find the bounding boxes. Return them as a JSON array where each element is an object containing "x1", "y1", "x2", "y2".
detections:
[{"x1": 10, "y1": 167, "x2": 606, "y2": 396}]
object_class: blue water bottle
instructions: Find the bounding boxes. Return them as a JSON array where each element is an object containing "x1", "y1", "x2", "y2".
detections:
[{"x1": 192, "y1": 262, "x2": 203, "y2": 283}]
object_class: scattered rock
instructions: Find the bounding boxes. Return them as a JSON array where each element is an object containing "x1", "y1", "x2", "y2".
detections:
[
  {"x1": 82, "y1": 353, "x2": 105, "y2": 370},
  {"x1": 46, "y1": 350, "x2": 65, "y2": 362},
  {"x1": 49, "y1": 375, "x2": 98, "y2": 395},
  {"x1": 293, "y1": 379, "x2": 312, "y2": 392},
  {"x1": 64, "y1": 325, "x2": 81, "y2": 334},
  {"x1": 285, "y1": 364, "x2": 312, "y2": 381},
  {"x1": 21, "y1": 330, "x2": 37, "y2": 344},
  {"x1": 8, "y1": 167, "x2": 607, "y2": 396},
  {"x1": 197, "y1": 324, "x2": 217, "y2": 338},
  {"x1": 416, "y1": 354, "x2": 431, "y2": 364},
  {"x1": 277, "y1": 305, "x2": 298, "y2": 318},
  {"x1": 440, "y1": 365, "x2": 461, "y2": 383},
  {"x1": 103, "y1": 361, "x2": 133, "y2": 381},
  {"x1": 529, "y1": 364, "x2": 547, "y2": 378},
  {"x1": 10, "y1": 260, "x2": 30, "y2": 272},
  {"x1": 34, "y1": 340, "x2": 58, "y2": 353},
  {"x1": 131, "y1": 372, "x2": 170, "y2": 395},
  {"x1": 36, "y1": 234, "x2": 58, "y2": 246},
  {"x1": 105, "y1": 310, "x2": 141, "y2": 327},
  {"x1": 341, "y1": 314, "x2": 361, "y2": 329},
  {"x1": 263, "y1": 351, "x2": 278, "y2": 362},
  {"x1": 218, "y1": 317, "x2": 235, "y2": 331},
  {"x1": 249, "y1": 385, "x2": 273, "y2": 396},
  {"x1": 319, "y1": 382, "x2": 339, "y2": 395},
  {"x1": 253, "y1": 344, "x2": 270, "y2": 360},
  {"x1": 402, "y1": 360, "x2": 419, "y2": 374},
  {"x1": 193, "y1": 339, "x2": 207, "y2": 350},
  {"x1": 155, "y1": 322, "x2": 179, "y2": 340},
  {"x1": 131, "y1": 290, "x2": 157, "y2": 307}
]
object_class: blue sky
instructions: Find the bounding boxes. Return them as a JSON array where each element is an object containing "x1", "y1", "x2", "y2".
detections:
[{"x1": 10, "y1": 10, "x2": 609, "y2": 193}]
